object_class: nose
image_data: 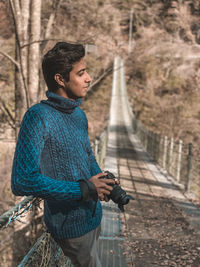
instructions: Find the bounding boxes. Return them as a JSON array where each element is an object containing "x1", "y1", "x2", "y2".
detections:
[{"x1": 85, "y1": 72, "x2": 92, "y2": 83}]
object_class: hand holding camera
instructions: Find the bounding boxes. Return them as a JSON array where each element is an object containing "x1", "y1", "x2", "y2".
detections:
[
  {"x1": 99, "y1": 171, "x2": 134, "y2": 212},
  {"x1": 89, "y1": 172, "x2": 115, "y2": 201},
  {"x1": 90, "y1": 171, "x2": 134, "y2": 212}
]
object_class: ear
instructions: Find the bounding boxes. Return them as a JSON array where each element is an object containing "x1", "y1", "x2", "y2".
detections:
[{"x1": 54, "y1": 73, "x2": 65, "y2": 87}]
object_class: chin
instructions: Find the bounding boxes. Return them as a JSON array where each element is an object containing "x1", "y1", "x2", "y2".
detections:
[{"x1": 81, "y1": 92, "x2": 87, "y2": 98}]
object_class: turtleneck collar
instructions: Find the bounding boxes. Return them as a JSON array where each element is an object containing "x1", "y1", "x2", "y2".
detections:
[{"x1": 41, "y1": 91, "x2": 82, "y2": 114}]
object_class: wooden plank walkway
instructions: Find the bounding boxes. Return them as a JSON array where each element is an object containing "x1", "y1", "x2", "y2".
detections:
[{"x1": 99, "y1": 57, "x2": 200, "y2": 267}]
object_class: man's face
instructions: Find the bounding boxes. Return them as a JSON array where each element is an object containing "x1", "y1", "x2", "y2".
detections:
[{"x1": 62, "y1": 58, "x2": 91, "y2": 100}]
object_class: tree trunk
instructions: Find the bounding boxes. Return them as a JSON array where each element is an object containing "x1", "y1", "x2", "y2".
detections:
[
  {"x1": 10, "y1": 0, "x2": 31, "y2": 137},
  {"x1": 38, "y1": 0, "x2": 62, "y2": 101},
  {"x1": 28, "y1": 0, "x2": 41, "y2": 105},
  {"x1": 14, "y1": 42, "x2": 27, "y2": 138},
  {"x1": 20, "y1": 0, "x2": 30, "y2": 81},
  {"x1": 10, "y1": 0, "x2": 42, "y2": 136}
]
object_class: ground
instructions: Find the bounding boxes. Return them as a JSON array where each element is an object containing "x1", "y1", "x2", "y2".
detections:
[{"x1": 123, "y1": 196, "x2": 200, "y2": 267}]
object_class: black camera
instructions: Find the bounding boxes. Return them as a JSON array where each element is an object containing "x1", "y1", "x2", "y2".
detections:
[{"x1": 101, "y1": 171, "x2": 134, "y2": 212}]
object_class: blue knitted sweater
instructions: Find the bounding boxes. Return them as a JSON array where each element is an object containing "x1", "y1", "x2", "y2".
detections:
[{"x1": 11, "y1": 91, "x2": 102, "y2": 239}]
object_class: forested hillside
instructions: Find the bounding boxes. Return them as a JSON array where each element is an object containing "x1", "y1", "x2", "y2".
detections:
[{"x1": 121, "y1": 0, "x2": 200, "y2": 146}]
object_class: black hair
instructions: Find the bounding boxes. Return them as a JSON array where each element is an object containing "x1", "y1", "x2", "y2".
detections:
[{"x1": 42, "y1": 42, "x2": 85, "y2": 92}]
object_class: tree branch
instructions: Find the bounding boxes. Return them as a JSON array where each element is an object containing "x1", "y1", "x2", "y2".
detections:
[
  {"x1": 20, "y1": 37, "x2": 95, "y2": 49},
  {"x1": 0, "y1": 51, "x2": 20, "y2": 69},
  {"x1": 45, "y1": 0, "x2": 62, "y2": 39},
  {"x1": 20, "y1": 38, "x2": 63, "y2": 48},
  {"x1": 85, "y1": 64, "x2": 113, "y2": 100},
  {"x1": 0, "y1": 100, "x2": 16, "y2": 130},
  {"x1": 9, "y1": 0, "x2": 30, "y2": 109},
  {"x1": 90, "y1": 64, "x2": 113, "y2": 88},
  {"x1": 0, "y1": 99, "x2": 15, "y2": 124}
]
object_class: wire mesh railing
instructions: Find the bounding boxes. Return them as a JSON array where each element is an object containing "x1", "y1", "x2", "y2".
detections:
[
  {"x1": 18, "y1": 232, "x2": 71, "y2": 267},
  {"x1": 132, "y1": 113, "x2": 200, "y2": 201},
  {"x1": 92, "y1": 127, "x2": 108, "y2": 169}
]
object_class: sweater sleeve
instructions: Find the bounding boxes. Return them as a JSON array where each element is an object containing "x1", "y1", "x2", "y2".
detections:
[{"x1": 11, "y1": 108, "x2": 82, "y2": 201}]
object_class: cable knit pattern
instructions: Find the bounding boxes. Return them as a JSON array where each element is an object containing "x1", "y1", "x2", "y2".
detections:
[{"x1": 11, "y1": 91, "x2": 102, "y2": 239}]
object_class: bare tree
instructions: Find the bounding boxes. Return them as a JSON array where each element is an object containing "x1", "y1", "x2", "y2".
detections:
[
  {"x1": 28, "y1": 0, "x2": 41, "y2": 104},
  {"x1": 9, "y1": 0, "x2": 37, "y2": 135},
  {"x1": 0, "y1": 0, "x2": 61, "y2": 138}
]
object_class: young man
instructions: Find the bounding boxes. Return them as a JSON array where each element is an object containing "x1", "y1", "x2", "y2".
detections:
[{"x1": 11, "y1": 42, "x2": 115, "y2": 267}]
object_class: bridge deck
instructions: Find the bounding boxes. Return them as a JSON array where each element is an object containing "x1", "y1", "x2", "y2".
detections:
[{"x1": 99, "y1": 57, "x2": 200, "y2": 267}]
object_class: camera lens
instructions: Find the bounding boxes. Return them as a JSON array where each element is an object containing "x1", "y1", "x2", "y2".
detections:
[{"x1": 101, "y1": 171, "x2": 134, "y2": 211}]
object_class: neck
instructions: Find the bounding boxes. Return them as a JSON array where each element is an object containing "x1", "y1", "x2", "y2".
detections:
[{"x1": 55, "y1": 88, "x2": 78, "y2": 101}]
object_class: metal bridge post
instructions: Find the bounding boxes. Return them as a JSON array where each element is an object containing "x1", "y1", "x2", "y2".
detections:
[
  {"x1": 163, "y1": 136, "x2": 168, "y2": 170},
  {"x1": 169, "y1": 137, "x2": 174, "y2": 175},
  {"x1": 176, "y1": 139, "x2": 182, "y2": 183},
  {"x1": 186, "y1": 143, "x2": 193, "y2": 191}
]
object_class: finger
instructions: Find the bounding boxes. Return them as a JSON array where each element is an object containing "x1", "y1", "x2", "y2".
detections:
[
  {"x1": 100, "y1": 178, "x2": 115, "y2": 185},
  {"x1": 99, "y1": 193, "x2": 104, "y2": 201},
  {"x1": 99, "y1": 189, "x2": 111, "y2": 195},
  {"x1": 96, "y1": 172, "x2": 107, "y2": 178},
  {"x1": 104, "y1": 195, "x2": 109, "y2": 202},
  {"x1": 99, "y1": 183, "x2": 113, "y2": 191}
]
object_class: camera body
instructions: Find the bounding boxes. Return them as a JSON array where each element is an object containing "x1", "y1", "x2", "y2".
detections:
[{"x1": 101, "y1": 171, "x2": 133, "y2": 212}]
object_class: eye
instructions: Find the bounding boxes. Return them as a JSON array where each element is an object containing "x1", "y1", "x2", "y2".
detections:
[{"x1": 78, "y1": 71, "x2": 84, "y2": 77}]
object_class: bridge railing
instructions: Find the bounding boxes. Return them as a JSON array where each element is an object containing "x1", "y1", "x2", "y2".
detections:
[
  {"x1": 132, "y1": 114, "x2": 200, "y2": 201},
  {"x1": 18, "y1": 232, "x2": 71, "y2": 267},
  {"x1": 92, "y1": 127, "x2": 108, "y2": 169}
]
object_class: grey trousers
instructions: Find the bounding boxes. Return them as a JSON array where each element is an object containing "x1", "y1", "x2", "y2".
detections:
[{"x1": 54, "y1": 225, "x2": 102, "y2": 267}]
